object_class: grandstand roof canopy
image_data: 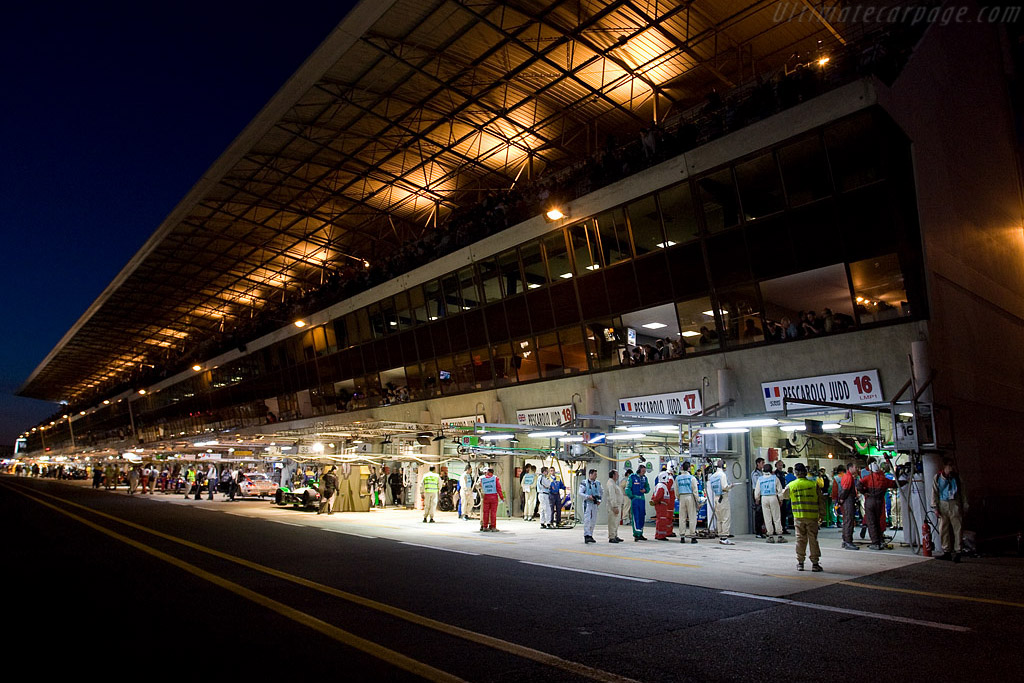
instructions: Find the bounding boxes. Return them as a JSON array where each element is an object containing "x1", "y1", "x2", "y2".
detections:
[{"x1": 20, "y1": 0, "x2": 868, "y2": 404}]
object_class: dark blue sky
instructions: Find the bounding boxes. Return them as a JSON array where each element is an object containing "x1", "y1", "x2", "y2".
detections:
[{"x1": 0, "y1": 2, "x2": 357, "y2": 445}]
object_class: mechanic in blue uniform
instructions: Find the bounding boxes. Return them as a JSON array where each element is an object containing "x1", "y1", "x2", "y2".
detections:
[{"x1": 625, "y1": 464, "x2": 650, "y2": 541}]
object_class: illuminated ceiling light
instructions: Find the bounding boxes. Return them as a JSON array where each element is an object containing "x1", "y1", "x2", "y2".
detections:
[
  {"x1": 192, "y1": 365, "x2": 202, "y2": 372},
  {"x1": 899, "y1": 412, "x2": 914, "y2": 418},
  {"x1": 62, "y1": 414, "x2": 68, "y2": 419},
  {"x1": 655, "y1": 241, "x2": 676, "y2": 248},
  {"x1": 559, "y1": 273, "x2": 573, "y2": 279},
  {"x1": 103, "y1": 400, "x2": 110, "y2": 405},
  {"x1": 680, "y1": 330, "x2": 700, "y2": 337},
  {"x1": 293, "y1": 320, "x2": 307, "y2": 328},
  {"x1": 585, "y1": 264, "x2": 600, "y2": 271},
  {"x1": 312, "y1": 442, "x2": 324, "y2": 453},
  {"x1": 527, "y1": 283, "x2": 541, "y2": 289},
  {"x1": 558, "y1": 435, "x2": 584, "y2": 443},
  {"x1": 428, "y1": 316, "x2": 439, "y2": 321},
  {"x1": 363, "y1": 260, "x2": 371, "y2": 269},
  {"x1": 700, "y1": 427, "x2": 750, "y2": 434},
  {"x1": 713, "y1": 418, "x2": 778, "y2": 429},
  {"x1": 79, "y1": 411, "x2": 86, "y2": 416},
  {"x1": 606, "y1": 432, "x2": 645, "y2": 440},
  {"x1": 545, "y1": 208, "x2": 566, "y2": 221},
  {"x1": 49, "y1": 421, "x2": 55, "y2": 426},
  {"x1": 389, "y1": 321, "x2": 398, "y2": 326},
  {"x1": 779, "y1": 424, "x2": 806, "y2": 432},
  {"x1": 528, "y1": 430, "x2": 567, "y2": 438},
  {"x1": 479, "y1": 433, "x2": 514, "y2": 441},
  {"x1": 461, "y1": 306, "x2": 471, "y2": 311},
  {"x1": 642, "y1": 322, "x2": 667, "y2": 330},
  {"x1": 823, "y1": 423, "x2": 842, "y2": 431},
  {"x1": 138, "y1": 389, "x2": 147, "y2": 395},
  {"x1": 818, "y1": 56, "x2": 830, "y2": 67}
]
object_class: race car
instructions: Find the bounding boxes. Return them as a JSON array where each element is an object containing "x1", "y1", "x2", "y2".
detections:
[
  {"x1": 274, "y1": 480, "x2": 322, "y2": 509},
  {"x1": 237, "y1": 472, "x2": 277, "y2": 499}
]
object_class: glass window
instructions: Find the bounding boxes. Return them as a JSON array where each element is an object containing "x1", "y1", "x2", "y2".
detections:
[
  {"x1": 470, "y1": 346, "x2": 494, "y2": 388},
  {"x1": 558, "y1": 326, "x2": 588, "y2": 375},
  {"x1": 393, "y1": 290, "x2": 412, "y2": 330},
  {"x1": 367, "y1": 303, "x2": 386, "y2": 339},
  {"x1": 512, "y1": 337, "x2": 541, "y2": 382},
  {"x1": 718, "y1": 285, "x2": 763, "y2": 348},
  {"x1": 477, "y1": 257, "x2": 503, "y2": 303},
  {"x1": 620, "y1": 303, "x2": 681, "y2": 363},
  {"x1": 583, "y1": 318, "x2": 624, "y2": 370},
  {"x1": 825, "y1": 113, "x2": 884, "y2": 192},
  {"x1": 441, "y1": 273, "x2": 461, "y2": 315},
  {"x1": 659, "y1": 182, "x2": 700, "y2": 245},
  {"x1": 381, "y1": 298, "x2": 399, "y2": 333},
  {"x1": 543, "y1": 230, "x2": 572, "y2": 282},
  {"x1": 569, "y1": 221, "x2": 599, "y2": 274},
  {"x1": 408, "y1": 285, "x2": 427, "y2": 325},
  {"x1": 698, "y1": 169, "x2": 740, "y2": 233},
  {"x1": 379, "y1": 366, "x2": 407, "y2": 405},
  {"x1": 735, "y1": 153, "x2": 785, "y2": 221},
  {"x1": 491, "y1": 342, "x2": 519, "y2": 387},
  {"x1": 457, "y1": 266, "x2": 479, "y2": 310},
  {"x1": 678, "y1": 297, "x2": 720, "y2": 352},
  {"x1": 520, "y1": 239, "x2": 548, "y2": 289},
  {"x1": 360, "y1": 373, "x2": 382, "y2": 408},
  {"x1": 849, "y1": 254, "x2": 910, "y2": 324},
  {"x1": 497, "y1": 249, "x2": 524, "y2": 297},
  {"x1": 452, "y1": 351, "x2": 475, "y2": 393},
  {"x1": 778, "y1": 134, "x2": 832, "y2": 207},
  {"x1": 436, "y1": 356, "x2": 457, "y2": 395},
  {"x1": 594, "y1": 208, "x2": 631, "y2": 266},
  {"x1": 536, "y1": 331, "x2": 564, "y2": 377},
  {"x1": 760, "y1": 263, "x2": 857, "y2": 341},
  {"x1": 627, "y1": 195, "x2": 665, "y2": 256},
  {"x1": 420, "y1": 359, "x2": 442, "y2": 397},
  {"x1": 423, "y1": 279, "x2": 445, "y2": 321}
]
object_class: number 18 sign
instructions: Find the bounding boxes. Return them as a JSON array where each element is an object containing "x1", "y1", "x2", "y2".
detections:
[{"x1": 761, "y1": 369, "x2": 882, "y2": 412}]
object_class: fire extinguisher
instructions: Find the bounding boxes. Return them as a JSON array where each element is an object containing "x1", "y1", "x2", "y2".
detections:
[{"x1": 921, "y1": 519, "x2": 933, "y2": 557}]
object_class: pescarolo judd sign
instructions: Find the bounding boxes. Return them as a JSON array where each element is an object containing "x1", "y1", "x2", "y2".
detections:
[{"x1": 761, "y1": 369, "x2": 882, "y2": 411}]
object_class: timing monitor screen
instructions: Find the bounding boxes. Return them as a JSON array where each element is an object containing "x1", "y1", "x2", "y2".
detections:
[
  {"x1": 14, "y1": 438, "x2": 28, "y2": 454},
  {"x1": 438, "y1": 370, "x2": 451, "y2": 380},
  {"x1": 603, "y1": 327, "x2": 617, "y2": 343}
]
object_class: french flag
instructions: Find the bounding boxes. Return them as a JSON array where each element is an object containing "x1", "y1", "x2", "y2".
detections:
[{"x1": 764, "y1": 387, "x2": 780, "y2": 398}]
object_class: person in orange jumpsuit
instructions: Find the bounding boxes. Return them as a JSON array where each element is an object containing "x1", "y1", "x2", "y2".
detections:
[{"x1": 651, "y1": 471, "x2": 676, "y2": 540}]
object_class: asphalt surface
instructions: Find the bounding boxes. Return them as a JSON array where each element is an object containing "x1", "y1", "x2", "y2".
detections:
[{"x1": 3, "y1": 475, "x2": 1022, "y2": 681}]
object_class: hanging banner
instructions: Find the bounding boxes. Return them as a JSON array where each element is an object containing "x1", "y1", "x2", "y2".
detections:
[
  {"x1": 441, "y1": 414, "x2": 485, "y2": 428},
  {"x1": 618, "y1": 390, "x2": 702, "y2": 416},
  {"x1": 761, "y1": 369, "x2": 882, "y2": 412},
  {"x1": 516, "y1": 404, "x2": 575, "y2": 426}
]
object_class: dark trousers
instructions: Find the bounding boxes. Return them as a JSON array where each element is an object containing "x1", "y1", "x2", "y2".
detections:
[
  {"x1": 864, "y1": 495, "x2": 885, "y2": 545},
  {"x1": 549, "y1": 493, "x2": 561, "y2": 525},
  {"x1": 753, "y1": 498, "x2": 765, "y2": 535},
  {"x1": 841, "y1": 496, "x2": 857, "y2": 544},
  {"x1": 391, "y1": 485, "x2": 403, "y2": 506}
]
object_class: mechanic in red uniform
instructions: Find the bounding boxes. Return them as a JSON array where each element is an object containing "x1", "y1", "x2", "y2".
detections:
[
  {"x1": 650, "y1": 471, "x2": 676, "y2": 540},
  {"x1": 856, "y1": 462, "x2": 897, "y2": 550},
  {"x1": 479, "y1": 468, "x2": 505, "y2": 532}
]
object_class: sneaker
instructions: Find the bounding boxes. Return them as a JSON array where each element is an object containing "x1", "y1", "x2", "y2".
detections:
[
  {"x1": 812, "y1": 563, "x2": 823, "y2": 572},
  {"x1": 777, "y1": 535, "x2": 787, "y2": 543},
  {"x1": 691, "y1": 538, "x2": 698, "y2": 544},
  {"x1": 667, "y1": 533, "x2": 677, "y2": 538},
  {"x1": 842, "y1": 543, "x2": 859, "y2": 550},
  {"x1": 766, "y1": 536, "x2": 776, "y2": 544},
  {"x1": 797, "y1": 563, "x2": 805, "y2": 571},
  {"x1": 755, "y1": 534, "x2": 767, "y2": 539},
  {"x1": 867, "y1": 544, "x2": 882, "y2": 550},
  {"x1": 638, "y1": 535, "x2": 648, "y2": 541},
  {"x1": 429, "y1": 519, "x2": 435, "y2": 523},
  {"x1": 719, "y1": 538, "x2": 735, "y2": 545},
  {"x1": 422, "y1": 519, "x2": 428, "y2": 523}
]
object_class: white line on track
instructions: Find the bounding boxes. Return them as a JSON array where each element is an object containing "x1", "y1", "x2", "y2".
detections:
[
  {"x1": 400, "y1": 541, "x2": 479, "y2": 556},
  {"x1": 224, "y1": 512, "x2": 250, "y2": 518},
  {"x1": 270, "y1": 520, "x2": 303, "y2": 527},
  {"x1": 720, "y1": 591, "x2": 970, "y2": 632},
  {"x1": 322, "y1": 529, "x2": 376, "y2": 539},
  {"x1": 519, "y1": 561, "x2": 655, "y2": 583}
]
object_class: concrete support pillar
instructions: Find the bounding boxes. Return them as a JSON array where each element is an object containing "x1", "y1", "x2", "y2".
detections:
[{"x1": 717, "y1": 367, "x2": 736, "y2": 414}]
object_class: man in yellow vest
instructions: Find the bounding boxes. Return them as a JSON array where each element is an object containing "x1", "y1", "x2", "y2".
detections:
[
  {"x1": 783, "y1": 463, "x2": 824, "y2": 572},
  {"x1": 421, "y1": 466, "x2": 441, "y2": 523}
]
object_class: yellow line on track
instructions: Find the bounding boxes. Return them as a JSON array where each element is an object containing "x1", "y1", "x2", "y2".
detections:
[
  {"x1": 766, "y1": 573, "x2": 1024, "y2": 608},
  {"x1": 4, "y1": 482, "x2": 638, "y2": 683},
  {"x1": 560, "y1": 549, "x2": 700, "y2": 569},
  {"x1": 3, "y1": 484, "x2": 462, "y2": 683}
]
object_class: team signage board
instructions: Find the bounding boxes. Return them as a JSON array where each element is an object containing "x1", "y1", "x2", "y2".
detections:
[
  {"x1": 516, "y1": 404, "x2": 575, "y2": 426},
  {"x1": 761, "y1": 369, "x2": 882, "y2": 412},
  {"x1": 618, "y1": 390, "x2": 702, "y2": 416},
  {"x1": 441, "y1": 414, "x2": 485, "y2": 428}
]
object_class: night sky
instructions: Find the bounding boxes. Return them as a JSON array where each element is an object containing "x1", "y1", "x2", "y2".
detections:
[{"x1": 0, "y1": 2, "x2": 357, "y2": 446}]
